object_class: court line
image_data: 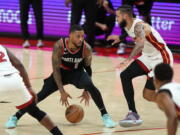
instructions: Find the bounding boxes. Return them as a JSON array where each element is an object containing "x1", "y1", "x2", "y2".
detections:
[
  {"x1": 81, "y1": 127, "x2": 166, "y2": 135},
  {"x1": 93, "y1": 69, "x2": 115, "y2": 74},
  {"x1": 30, "y1": 76, "x2": 46, "y2": 80}
]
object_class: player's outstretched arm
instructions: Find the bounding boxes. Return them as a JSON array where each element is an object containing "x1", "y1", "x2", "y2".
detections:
[
  {"x1": 6, "y1": 47, "x2": 32, "y2": 89},
  {"x1": 107, "y1": 35, "x2": 120, "y2": 45},
  {"x1": 52, "y1": 40, "x2": 71, "y2": 107},
  {"x1": 156, "y1": 92, "x2": 178, "y2": 135}
]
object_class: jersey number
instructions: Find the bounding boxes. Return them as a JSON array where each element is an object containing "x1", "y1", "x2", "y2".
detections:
[
  {"x1": 74, "y1": 63, "x2": 79, "y2": 69},
  {"x1": 0, "y1": 51, "x2": 7, "y2": 63}
]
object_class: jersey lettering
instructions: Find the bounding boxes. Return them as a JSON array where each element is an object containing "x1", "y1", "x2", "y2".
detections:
[{"x1": 0, "y1": 51, "x2": 7, "y2": 63}]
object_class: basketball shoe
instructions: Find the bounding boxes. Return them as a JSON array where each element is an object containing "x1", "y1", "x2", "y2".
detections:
[
  {"x1": 119, "y1": 111, "x2": 143, "y2": 127},
  {"x1": 102, "y1": 114, "x2": 117, "y2": 128},
  {"x1": 5, "y1": 116, "x2": 18, "y2": 129}
]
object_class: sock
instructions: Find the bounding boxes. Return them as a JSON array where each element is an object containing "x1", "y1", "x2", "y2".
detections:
[
  {"x1": 14, "y1": 110, "x2": 26, "y2": 120},
  {"x1": 50, "y1": 127, "x2": 63, "y2": 135},
  {"x1": 100, "y1": 108, "x2": 108, "y2": 116}
]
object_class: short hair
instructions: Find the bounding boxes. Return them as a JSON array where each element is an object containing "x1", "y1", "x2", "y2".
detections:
[
  {"x1": 154, "y1": 63, "x2": 173, "y2": 82},
  {"x1": 69, "y1": 25, "x2": 84, "y2": 33},
  {"x1": 117, "y1": 5, "x2": 133, "y2": 17}
]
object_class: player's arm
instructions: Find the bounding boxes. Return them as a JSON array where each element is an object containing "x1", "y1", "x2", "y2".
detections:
[
  {"x1": 6, "y1": 47, "x2": 31, "y2": 89},
  {"x1": 156, "y1": 91, "x2": 178, "y2": 135},
  {"x1": 83, "y1": 43, "x2": 92, "y2": 77},
  {"x1": 103, "y1": 0, "x2": 115, "y2": 15},
  {"x1": 79, "y1": 43, "x2": 92, "y2": 105},
  {"x1": 52, "y1": 39, "x2": 71, "y2": 106},
  {"x1": 52, "y1": 39, "x2": 64, "y2": 92},
  {"x1": 127, "y1": 22, "x2": 150, "y2": 61}
]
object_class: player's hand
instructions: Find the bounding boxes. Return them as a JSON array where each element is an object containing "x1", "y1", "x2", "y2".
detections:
[
  {"x1": 65, "y1": 0, "x2": 72, "y2": 7},
  {"x1": 78, "y1": 90, "x2": 90, "y2": 106},
  {"x1": 116, "y1": 58, "x2": 131, "y2": 69},
  {"x1": 60, "y1": 90, "x2": 72, "y2": 107},
  {"x1": 107, "y1": 35, "x2": 120, "y2": 45},
  {"x1": 101, "y1": 24, "x2": 108, "y2": 31},
  {"x1": 28, "y1": 87, "x2": 38, "y2": 103}
]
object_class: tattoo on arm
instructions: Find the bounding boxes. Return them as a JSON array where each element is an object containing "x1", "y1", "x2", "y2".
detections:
[
  {"x1": 134, "y1": 23, "x2": 145, "y2": 38},
  {"x1": 84, "y1": 44, "x2": 92, "y2": 67},
  {"x1": 128, "y1": 23, "x2": 146, "y2": 60},
  {"x1": 52, "y1": 39, "x2": 64, "y2": 91}
]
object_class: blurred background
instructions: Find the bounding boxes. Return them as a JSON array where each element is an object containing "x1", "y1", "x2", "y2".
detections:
[{"x1": 0, "y1": 0, "x2": 180, "y2": 52}]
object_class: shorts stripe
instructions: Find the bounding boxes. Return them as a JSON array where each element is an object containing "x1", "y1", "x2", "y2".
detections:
[
  {"x1": 146, "y1": 33, "x2": 170, "y2": 64},
  {"x1": 16, "y1": 97, "x2": 34, "y2": 109},
  {"x1": 136, "y1": 59, "x2": 150, "y2": 73}
]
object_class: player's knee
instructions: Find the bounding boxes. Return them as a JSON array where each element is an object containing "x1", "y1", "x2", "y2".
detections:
[
  {"x1": 120, "y1": 70, "x2": 131, "y2": 80},
  {"x1": 82, "y1": 79, "x2": 94, "y2": 89},
  {"x1": 25, "y1": 104, "x2": 46, "y2": 121},
  {"x1": 84, "y1": 82, "x2": 99, "y2": 94}
]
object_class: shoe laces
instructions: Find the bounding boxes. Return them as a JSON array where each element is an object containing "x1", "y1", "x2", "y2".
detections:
[{"x1": 124, "y1": 112, "x2": 139, "y2": 120}]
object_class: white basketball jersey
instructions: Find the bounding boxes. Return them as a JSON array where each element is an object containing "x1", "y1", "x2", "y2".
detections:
[
  {"x1": 160, "y1": 82, "x2": 180, "y2": 120},
  {"x1": 125, "y1": 18, "x2": 171, "y2": 63},
  {"x1": 160, "y1": 82, "x2": 180, "y2": 107},
  {"x1": 0, "y1": 45, "x2": 18, "y2": 76}
]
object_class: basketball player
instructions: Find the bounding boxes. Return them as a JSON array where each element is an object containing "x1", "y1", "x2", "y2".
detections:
[
  {"x1": 0, "y1": 45, "x2": 63, "y2": 135},
  {"x1": 107, "y1": 5, "x2": 173, "y2": 127},
  {"x1": 6, "y1": 25, "x2": 116, "y2": 128},
  {"x1": 154, "y1": 63, "x2": 180, "y2": 135}
]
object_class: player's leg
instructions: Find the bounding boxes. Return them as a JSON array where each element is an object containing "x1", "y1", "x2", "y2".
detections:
[
  {"x1": 20, "y1": 0, "x2": 31, "y2": 47},
  {"x1": 22, "y1": 102, "x2": 63, "y2": 135},
  {"x1": 70, "y1": 0, "x2": 83, "y2": 25},
  {"x1": 104, "y1": 15, "x2": 116, "y2": 39},
  {"x1": 119, "y1": 60, "x2": 149, "y2": 127},
  {"x1": 6, "y1": 73, "x2": 59, "y2": 128},
  {"x1": 120, "y1": 60, "x2": 148, "y2": 113},
  {"x1": 136, "y1": 1, "x2": 154, "y2": 25},
  {"x1": 32, "y1": 0, "x2": 44, "y2": 46},
  {"x1": 143, "y1": 77, "x2": 156, "y2": 102},
  {"x1": 71, "y1": 70, "x2": 116, "y2": 128}
]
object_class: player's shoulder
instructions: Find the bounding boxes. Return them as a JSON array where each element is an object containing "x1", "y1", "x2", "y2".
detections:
[
  {"x1": 83, "y1": 41, "x2": 92, "y2": 57},
  {"x1": 84, "y1": 41, "x2": 92, "y2": 52},
  {"x1": 135, "y1": 21, "x2": 151, "y2": 35},
  {"x1": 55, "y1": 38, "x2": 65, "y2": 48},
  {"x1": 53, "y1": 38, "x2": 65, "y2": 53}
]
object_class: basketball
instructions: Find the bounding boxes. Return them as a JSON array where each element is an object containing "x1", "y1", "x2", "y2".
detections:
[{"x1": 65, "y1": 104, "x2": 84, "y2": 123}]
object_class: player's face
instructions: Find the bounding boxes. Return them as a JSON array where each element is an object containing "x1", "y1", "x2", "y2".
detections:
[
  {"x1": 71, "y1": 30, "x2": 84, "y2": 48},
  {"x1": 116, "y1": 10, "x2": 127, "y2": 28}
]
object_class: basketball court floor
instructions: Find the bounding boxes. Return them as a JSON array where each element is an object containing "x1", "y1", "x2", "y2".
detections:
[{"x1": 0, "y1": 46, "x2": 180, "y2": 135}]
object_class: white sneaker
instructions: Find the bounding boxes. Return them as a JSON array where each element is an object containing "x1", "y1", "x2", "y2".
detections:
[
  {"x1": 117, "y1": 43, "x2": 125, "y2": 54},
  {"x1": 36, "y1": 40, "x2": 44, "y2": 47},
  {"x1": 22, "y1": 40, "x2": 30, "y2": 48}
]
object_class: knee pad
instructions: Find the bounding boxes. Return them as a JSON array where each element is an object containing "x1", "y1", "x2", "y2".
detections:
[{"x1": 25, "y1": 103, "x2": 46, "y2": 121}]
